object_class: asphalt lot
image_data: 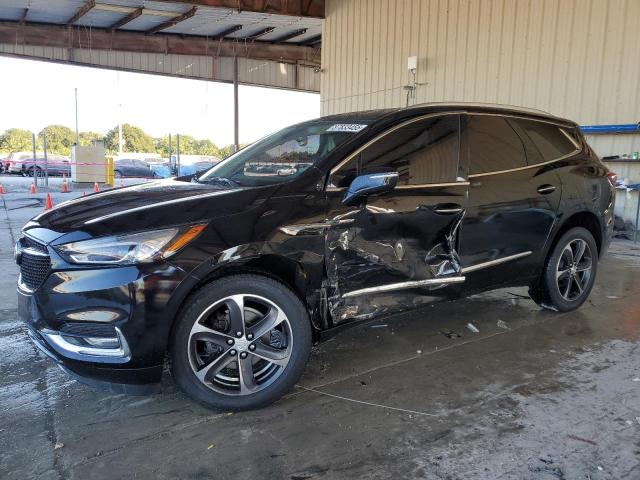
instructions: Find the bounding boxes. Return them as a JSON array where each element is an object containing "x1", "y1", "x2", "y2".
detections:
[{"x1": 1, "y1": 180, "x2": 639, "y2": 479}]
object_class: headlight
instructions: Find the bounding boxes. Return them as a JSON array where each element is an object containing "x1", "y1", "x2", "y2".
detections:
[{"x1": 55, "y1": 224, "x2": 206, "y2": 265}]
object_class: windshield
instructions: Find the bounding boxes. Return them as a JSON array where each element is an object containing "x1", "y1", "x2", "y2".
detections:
[{"x1": 198, "y1": 120, "x2": 368, "y2": 187}]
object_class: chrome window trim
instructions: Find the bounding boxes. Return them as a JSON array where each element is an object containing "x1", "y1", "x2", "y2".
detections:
[
  {"x1": 467, "y1": 150, "x2": 579, "y2": 179},
  {"x1": 326, "y1": 181, "x2": 470, "y2": 192},
  {"x1": 461, "y1": 251, "x2": 532, "y2": 274},
  {"x1": 343, "y1": 276, "x2": 465, "y2": 298},
  {"x1": 327, "y1": 109, "x2": 580, "y2": 188}
]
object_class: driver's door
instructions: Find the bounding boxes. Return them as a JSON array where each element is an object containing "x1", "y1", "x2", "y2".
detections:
[{"x1": 324, "y1": 114, "x2": 469, "y2": 324}]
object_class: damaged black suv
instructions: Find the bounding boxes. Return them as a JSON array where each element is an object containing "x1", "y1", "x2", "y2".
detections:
[{"x1": 17, "y1": 103, "x2": 614, "y2": 410}]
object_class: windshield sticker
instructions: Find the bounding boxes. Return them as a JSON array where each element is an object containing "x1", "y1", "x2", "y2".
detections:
[{"x1": 326, "y1": 124, "x2": 368, "y2": 133}]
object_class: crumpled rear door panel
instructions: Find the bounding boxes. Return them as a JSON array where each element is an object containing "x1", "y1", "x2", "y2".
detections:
[{"x1": 325, "y1": 188, "x2": 467, "y2": 324}]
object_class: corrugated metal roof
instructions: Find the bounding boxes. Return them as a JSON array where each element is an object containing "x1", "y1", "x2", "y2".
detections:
[{"x1": 0, "y1": 1, "x2": 322, "y2": 43}]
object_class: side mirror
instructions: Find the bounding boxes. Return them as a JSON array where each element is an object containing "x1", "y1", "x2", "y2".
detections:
[{"x1": 342, "y1": 172, "x2": 398, "y2": 205}]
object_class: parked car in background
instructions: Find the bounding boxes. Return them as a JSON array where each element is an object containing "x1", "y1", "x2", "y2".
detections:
[
  {"x1": 5, "y1": 151, "x2": 71, "y2": 177},
  {"x1": 149, "y1": 162, "x2": 172, "y2": 179},
  {"x1": 16, "y1": 103, "x2": 614, "y2": 411},
  {"x1": 22, "y1": 154, "x2": 71, "y2": 177},
  {"x1": 170, "y1": 155, "x2": 221, "y2": 177},
  {"x1": 114, "y1": 158, "x2": 154, "y2": 178},
  {"x1": 4, "y1": 151, "x2": 37, "y2": 174}
]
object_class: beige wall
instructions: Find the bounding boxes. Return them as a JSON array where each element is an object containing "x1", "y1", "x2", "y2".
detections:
[{"x1": 320, "y1": 0, "x2": 640, "y2": 156}]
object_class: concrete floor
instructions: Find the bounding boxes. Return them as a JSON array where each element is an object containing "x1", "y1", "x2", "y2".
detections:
[{"x1": 1, "y1": 188, "x2": 640, "y2": 479}]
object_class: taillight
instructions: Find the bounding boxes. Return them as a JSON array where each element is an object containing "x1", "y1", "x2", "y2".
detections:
[{"x1": 606, "y1": 172, "x2": 618, "y2": 187}]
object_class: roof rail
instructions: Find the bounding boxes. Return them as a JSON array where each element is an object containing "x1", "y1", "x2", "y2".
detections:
[{"x1": 410, "y1": 101, "x2": 552, "y2": 116}]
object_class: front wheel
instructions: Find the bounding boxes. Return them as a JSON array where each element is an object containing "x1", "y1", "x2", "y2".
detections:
[
  {"x1": 170, "y1": 274, "x2": 312, "y2": 411},
  {"x1": 529, "y1": 227, "x2": 598, "y2": 312}
]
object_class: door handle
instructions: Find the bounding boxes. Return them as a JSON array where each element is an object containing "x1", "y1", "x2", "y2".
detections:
[
  {"x1": 537, "y1": 184, "x2": 556, "y2": 195},
  {"x1": 432, "y1": 203, "x2": 464, "y2": 215}
]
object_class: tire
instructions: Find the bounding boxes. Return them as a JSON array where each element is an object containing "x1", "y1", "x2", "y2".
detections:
[
  {"x1": 529, "y1": 227, "x2": 598, "y2": 312},
  {"x1": 170, "y1": 274, "x2": 312, "y2": 411},
  {"x1": 27, "y1": 167, "x2": 42, "y2": 178}
]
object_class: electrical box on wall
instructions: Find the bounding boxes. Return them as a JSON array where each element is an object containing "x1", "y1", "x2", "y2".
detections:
[{"x1": 407, "y1": 56, "x2": 418, "y2": 72}]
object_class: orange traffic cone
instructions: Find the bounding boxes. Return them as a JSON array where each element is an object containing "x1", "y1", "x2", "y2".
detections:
[
  {"x1": 93, "y1": 182, "x2": 100, "y2": 193},
  {"x1": 44, "y1": 193, "x2": 53, "y2": 210},
  {"x1": 61, "y1": 176, "x2": 69, "y2": 193},
  {"x1": 0, "y1": 184, "x2": 5, "y2": 194},
  {"x1": 30, "y1": 183, "x2": 37, "y2": 194}
]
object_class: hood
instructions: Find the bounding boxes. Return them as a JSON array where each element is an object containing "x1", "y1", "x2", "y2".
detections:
[{"x1": 27, "y1": 179, "x2": 277, "y2": 240}]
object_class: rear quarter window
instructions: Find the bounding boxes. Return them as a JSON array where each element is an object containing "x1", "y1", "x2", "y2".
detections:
[{"x1": 513, "y1": 119, "x2": 579, "y2": 161}]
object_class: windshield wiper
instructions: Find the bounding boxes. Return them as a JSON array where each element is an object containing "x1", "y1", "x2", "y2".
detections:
[{"x1": 198, "y1": 176, "x2": 240, "y2": 187}]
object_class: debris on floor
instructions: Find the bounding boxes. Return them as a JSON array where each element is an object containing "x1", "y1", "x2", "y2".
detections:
[
  {"x1": 369, "y1": 324, "x2": 388, "y2": 329},
  {"x1": 441, "y1": 329, "x2": 461, "y2": 339},
  {"x1": 54, "y1": 442, "x2": 64, "y2": 450},
  {"x1": 496, "y1": 320, "x2": 509, "y2": 329},
  {"x1": 466, "y1": 322, "x2": 480, "y2": 333},
  {"x1": 567, "y1": 434, "x2": 597, "y2": 446}
]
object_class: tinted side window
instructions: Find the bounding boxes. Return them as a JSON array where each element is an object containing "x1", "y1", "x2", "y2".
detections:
[
  {"x1": 468, "y1": 115, "x2": 527, "y2": 174},
  {"x1": 514, "y1": 119, "x2": 578, "y2": 161},
  {"x1": 330, "y1": 115, "x2": 460, "y2": 187}
]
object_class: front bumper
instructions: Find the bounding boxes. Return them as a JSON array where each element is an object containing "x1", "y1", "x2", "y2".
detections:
[{"x1": 18, "y1": 258, "x2": 189, "y2": 392}]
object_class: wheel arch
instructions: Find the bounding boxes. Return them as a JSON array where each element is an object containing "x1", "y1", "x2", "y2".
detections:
[
  {"x1": 546, "y1": 210, "x2": 603, "y2": 259},
  {"x1": 165, "y1": 253, "x2": 324, "y2": 356}
]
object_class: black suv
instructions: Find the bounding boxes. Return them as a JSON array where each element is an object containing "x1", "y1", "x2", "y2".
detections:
[{"x1": 16, "y1": 103, "x2": 615, "y2": 410}]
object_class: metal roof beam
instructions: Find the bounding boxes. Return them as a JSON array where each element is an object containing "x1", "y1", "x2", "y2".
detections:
[
  {"x1": 67, "y1": 0, "x2": 96, "y2": 25},
  {"x1": 271, "y1": 28, "x2": 307, "y2": 43},
  {"x1": 213, "y1": 24, "x2": 243, "y2": 39},
  {"x1": 243, "y1": 27, "x2": 275, "y2": 40},
  {"x1": 152, "y1": 0, "x2": 324, "y2": 19},
  {"x1": 146, "y1": 6, "x2": 198, "y2": 35},
  {"x1": 108, "y1": 7, "x2": 144, "y2": 31},
  {"x1": 0, "y1": 21, "x2": 320, "y2": 65},
  {"x1": 300, "y1": 34, "x2": 321, "y2": 46}
]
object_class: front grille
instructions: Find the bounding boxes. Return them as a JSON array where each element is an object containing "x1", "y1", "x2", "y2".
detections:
[{"x1": 20, "y1": 238, "x2": 51, "y2": 291}]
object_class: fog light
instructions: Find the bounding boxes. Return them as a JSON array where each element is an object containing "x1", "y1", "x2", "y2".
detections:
[{"x1": 84, "y1": 336, "x2": 121, "y2": 349}]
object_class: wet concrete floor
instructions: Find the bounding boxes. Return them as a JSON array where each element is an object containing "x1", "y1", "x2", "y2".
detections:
[{"x1": 1, "y1": 191, "x2": 639, "y2": 479}]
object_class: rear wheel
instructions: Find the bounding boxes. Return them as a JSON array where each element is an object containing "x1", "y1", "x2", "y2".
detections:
[
  {"x1": 170, "y1": 274, "x2": 312, "y2": 411},
  {"x1": 27, "y1": 167, "x2": 43, "y2": 178},
  {"x1": 529, "y1": 227, "x2": 598, "y2": 312}
]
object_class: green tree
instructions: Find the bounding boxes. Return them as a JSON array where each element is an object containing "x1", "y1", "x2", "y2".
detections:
[
  {"x1": 195, "y1": 139, "x2": 220, "y2": 157},
  {"x1": 79, "y1": 131, "x2": 104, "y2": 147},
  {"x1": 0, "y1": 128, "x2": 34, "y2": 153},
  {"x1": 218, "y1": 145, "x2": 235, "y2": 159},
  {"x1": 174, "y1": 134, "x2": 198, "y2": 155},
  {"x1": 104, "y1": 124, "x2": 155, "y2": 154},
  {"x1": 39, "y1": 125, "x2": 76, "y2": 155}
]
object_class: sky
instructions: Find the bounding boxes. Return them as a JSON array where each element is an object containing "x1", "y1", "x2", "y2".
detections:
[{"x1": 0, "y1": 56, "x2": 320, "y2": 146}]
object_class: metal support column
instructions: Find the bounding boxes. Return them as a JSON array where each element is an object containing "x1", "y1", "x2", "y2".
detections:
[
  {"x1": 31, "y1": 133, "x2": 37, "y2": 187},
  {"x1": 233, "y1": 56, "x2": 239, "y2": 153}
]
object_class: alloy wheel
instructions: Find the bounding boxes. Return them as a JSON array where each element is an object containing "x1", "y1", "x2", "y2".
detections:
[
  {"x1": 187, "y1": 294, "x2": 293, "y2": 396},
  {"x1": 555, "y1": 238, "x2": 592, "y2": 301}
]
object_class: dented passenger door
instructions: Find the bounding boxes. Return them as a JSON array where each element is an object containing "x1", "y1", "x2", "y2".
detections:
[{"x1": 324, "y1": 114, "x2": 469, "y2": 324}]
